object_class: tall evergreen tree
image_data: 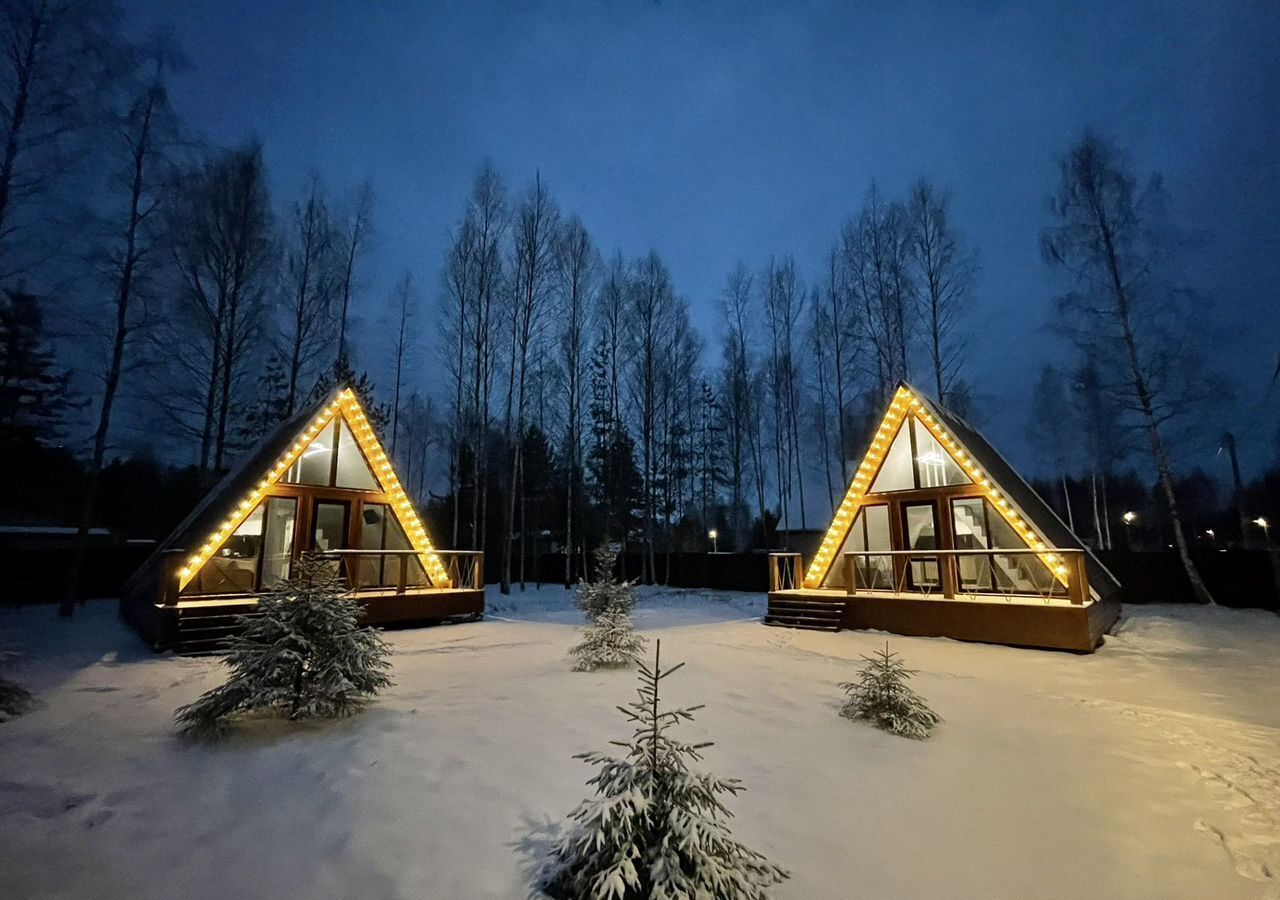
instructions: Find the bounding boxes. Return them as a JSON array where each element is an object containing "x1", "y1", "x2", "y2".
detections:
[{"x1": 0, "y1": 287, "x2": 73, "y2": 445}]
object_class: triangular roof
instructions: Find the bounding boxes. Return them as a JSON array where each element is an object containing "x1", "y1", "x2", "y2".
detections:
[
  {"x1": 124, "y1": 387, "x2": 451, "y2": 597},
  {"x1": 805, "y1": 383, "x2": 1119, "y2": 600}
]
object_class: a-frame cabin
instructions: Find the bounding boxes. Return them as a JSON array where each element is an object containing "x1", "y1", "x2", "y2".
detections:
[
  {"x1": 767, "y1": 383, "x2": 1120, "y2": 651},
  {"x1": 121, "y1": 388, "x2": 483, "y2": 652}
]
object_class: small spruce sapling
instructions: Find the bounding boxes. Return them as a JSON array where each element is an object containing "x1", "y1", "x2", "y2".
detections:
[
  {"x1": 0, "y1": 650, "x2": 34, "y2": 722},
  {"x1": 838, "y1": 642, "x2": 941, "y2": 739},
  {"x1": 570, "y1": 544, "x2": 645, "y2": 672},
  {"x1": 175, "y1": 555, "x2": 392, "y2": 740},
  {"x1": 574, "y1": 543, "x2": 636, "y2": 619},
  {"x1": 540, "y1": 640, "x2": 789, "y2": 899}
]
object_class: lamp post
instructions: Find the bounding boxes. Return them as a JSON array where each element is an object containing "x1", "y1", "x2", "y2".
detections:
[
  {"x1": 708, "y1": 528, "x2": 719, "y2": 554},
  {"x1": 1254, "y1": 517, "x2": 1271, "y2": 544},
  {"x1": 1122, "y1": 511, "x2": 1137, "y2": 551}
]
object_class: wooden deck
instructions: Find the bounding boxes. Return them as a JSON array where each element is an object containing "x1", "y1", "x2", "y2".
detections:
[
  {"x1": 766, "y1": 587, "x2": 1120, "y2": 652},
  {"x1": 124, "y1": 587, "x2": 486, "y2": 655}
]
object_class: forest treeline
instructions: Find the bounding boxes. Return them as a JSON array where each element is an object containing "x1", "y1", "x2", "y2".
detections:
[{"x1": 1, "y1": 3, "x2": 1276, "y2": 607}]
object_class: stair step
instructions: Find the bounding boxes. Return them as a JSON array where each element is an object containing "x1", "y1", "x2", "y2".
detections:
[{"x1": 763, "y1": 617, "x2": 841, "y2": 632}]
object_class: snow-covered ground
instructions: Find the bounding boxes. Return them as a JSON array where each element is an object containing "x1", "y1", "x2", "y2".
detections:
[{"x1": 2, "y1": 588, "x2": 1278, "y2": 900}]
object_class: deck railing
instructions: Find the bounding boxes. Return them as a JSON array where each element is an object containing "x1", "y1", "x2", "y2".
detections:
[
  {"x1": 768, "y1": 552, "x2": 804, "y2": 592},
  {"x1": 840, "y1": 548, "x2": 1089, "y2": 604},
  {"x1": 316, "y1": 549, "x2": 484, "y2": 594}
]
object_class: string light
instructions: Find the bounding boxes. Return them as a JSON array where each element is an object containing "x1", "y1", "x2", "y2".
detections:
[{"x1": 177, "y1": 388, "x2": 452, "y2": 591}]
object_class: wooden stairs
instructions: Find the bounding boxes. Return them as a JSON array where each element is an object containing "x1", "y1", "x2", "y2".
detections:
[
  {"x1": 764, "y1": 595, "x2": 847, "y2": 632},
  {"x1": 172, "y1": 604, "x2": 260, "y2": 656}
]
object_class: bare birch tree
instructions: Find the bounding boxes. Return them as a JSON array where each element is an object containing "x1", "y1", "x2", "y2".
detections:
[
  {"x1": 626, "y1": 251, "x2": 676, "y2": 582},
  {"x1": 161, "y1": 143, "x2": 274, "y2": 472},
  {"x1": 279, "y1": 176, "x2": 336, "y2": 417},
  {"x1": 1042, "y1": 132, "x2": 1216, "y2": 603},
  {"x1": 907, "y1": 179, "x2": 976, "y2": 408},
  {"x1": 387, "y1": 270, "x2": 416, "y2": 455},
  {"x1": 555, "y1": 215, "x2": 598, "y2": 586},
  {"x1": 720, "y1": 262, "x2": 766, "y2": 549},
  {"x1": 0, "y1": 0, "x2": 121, "y2": 277},
  {"x1": 500, "y1": 173, "x2": 559, "y2": 593},
  {"x1": 843, "y1": 184, "x2": 914, "y2": 403},
  {"x1": 334, "y1": 179, "x2": 373, "y2": 366},
  {"x1": 61, "y1": 36, "x2": 185, "y2": 616}
]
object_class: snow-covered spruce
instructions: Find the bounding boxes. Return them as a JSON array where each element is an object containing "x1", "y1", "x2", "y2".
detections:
[
  {"x1": 0, "y1": 650, "x2": 34, "y2": 722},
  {"x1": 570, "y1": 604, "x2": 646, "y2": 672},
  {"x1": 175, "y1": 555, "x2": 392, "y2": 740},
  {"x1": 574, "y1": 543, "x2": 637, "y2": 620},
  {"x1": 540, "y1": 640, "x2": 788, "y2": 899},
  {"x1": 570, "y1": 543, "x2": 645, "y2": 672},
  {"x1": 838, "y1": 643, "x2": 941, "y2": 739}
]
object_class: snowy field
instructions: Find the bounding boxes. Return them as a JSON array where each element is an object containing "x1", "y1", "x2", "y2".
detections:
[{"x1": 2, "y1": 587, "x2": 1278, "y2": 900}]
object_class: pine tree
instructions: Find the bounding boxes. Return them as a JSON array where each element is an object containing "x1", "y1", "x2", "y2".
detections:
[
  {"x1": 0, "y1": 650, "x2": 34, "y2": 722},
  {"x1": 838, "y1": 643, "x2": 941, "y2": 739},
  {"x1": 0, "y1": 288, "x2": 74, "y2": 446},
  {"x1": 175, "y1": 555, "x2": 392, "y2": 740},
  {"x1": 540, "y1": 641, "x2": 789, "y2": 899},
  {"x1": 312, "y1": 353, "x2": 392, "y2": 434}
]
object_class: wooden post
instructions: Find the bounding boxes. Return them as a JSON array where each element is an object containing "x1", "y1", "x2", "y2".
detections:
[
  {"x1": 790, "y1": 554, "x2": 802, "y2": 590},
  {"x1": 397, "y1": 553, "x2": 408, "y2": 595},
  {"x1": 474, "y1": 553, "x2": 483, "y2": 590},
  {"x1": 844, "y1": 553, "x2": 856, "y2": 597},
  {"x1": 1068, "y1": 552, "x2": 1088, "y2": 605},
  {"x1": 161, "y1": 549, "x2": 184, "y2": 606}
]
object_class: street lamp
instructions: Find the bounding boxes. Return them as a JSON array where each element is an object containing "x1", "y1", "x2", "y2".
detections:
[
  {"x1": 1205, "y1": 528, "x2": 1216, "y2": 546},
  {"x1": 1253, "y1": 517, "x2": 1270, "y2": 543},
  {"x1": 1122, "y1": 511, "x2": 1137, "y2": 551},
  {"x1": 708, "y1": 529, "x2": 719, "y2": 553}
]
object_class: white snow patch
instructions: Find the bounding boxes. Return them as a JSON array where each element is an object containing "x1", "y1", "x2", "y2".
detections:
[{"x1": 1, "y1": 594, "x2": 1277, "y2": 899}]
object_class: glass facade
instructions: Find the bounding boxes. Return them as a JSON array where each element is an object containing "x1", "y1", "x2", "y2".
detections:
[{"x1": 182, "y1": 413, "x2": 430, "y2": 597}]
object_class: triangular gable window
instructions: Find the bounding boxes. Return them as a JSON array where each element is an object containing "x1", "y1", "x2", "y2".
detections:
[
  {"x1": 283, "y1": 418, "x2": 380, "y2": 491},
  {"x1": 868, "y1": 416, "x2": 970, "y2": 493}
]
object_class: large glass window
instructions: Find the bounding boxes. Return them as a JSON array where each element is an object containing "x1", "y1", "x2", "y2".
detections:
[
  {"x1": 260, "y1": 498, "x2": 297, "y2": 588},
  {"x1": 869, "y1": 422, "x2": 915, "y2": 493},
  {"x1": 912, "y1": 421, "x2": 969, "y2": 488},
  {"x1": 851, "y1": 504, "x2": 892, "y2": 590},
  {"x1": 285, "y1": 420, "x2": 336, "y2": 486},
  {"x1": 284, "y1": 418, "x2": 381, "y2": 491},
  {"x1": 182, "y1": 496, "x2": 298, "y2": 596},
  {"x1": 356, "y1": 503, "x2": 427, "y2": 589},
  {"x1": 335, "y1": 422, "x2": 380, "y2": 490},
  {"x1": 867, "y1": 416, "x2": 970, "y2": 493},
  {"x1": 903, "y1": 502, "x2": 941, "y2": 591},
  {"x1": 184, "y1": 504, "x2": 264, "y2": 594},
  {"x1": 312, "y1": 501, "x2": 349, "y2": 584},
  {"x1": 950, "y1": 496, "x2": 1055, "y2": 594}
]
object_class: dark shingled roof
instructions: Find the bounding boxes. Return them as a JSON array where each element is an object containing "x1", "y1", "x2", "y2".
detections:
[
  {"x1": 906, "y1": 382, "x2": 1120, "y2": 600},
  {"x1": 121, "y1": 389, "x2": 343, "y2": 599}
]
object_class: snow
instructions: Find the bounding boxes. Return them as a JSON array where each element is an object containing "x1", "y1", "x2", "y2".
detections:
[{"x1": 2, "y1": 588, "x2": 1278, "y2": 900}]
